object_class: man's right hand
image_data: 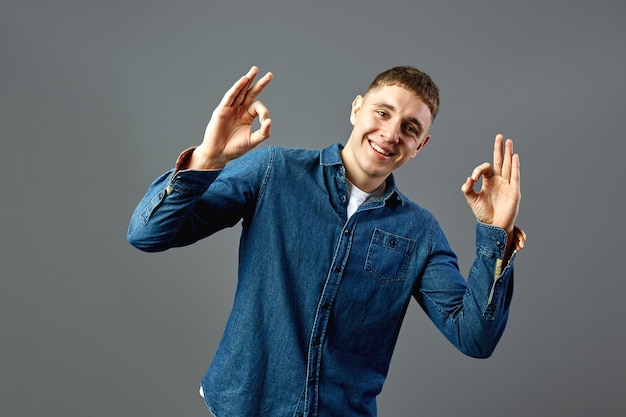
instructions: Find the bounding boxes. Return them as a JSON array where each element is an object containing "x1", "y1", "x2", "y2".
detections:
[{"x1": 187, "y1": 66, "x2": 273, "y2": 170}]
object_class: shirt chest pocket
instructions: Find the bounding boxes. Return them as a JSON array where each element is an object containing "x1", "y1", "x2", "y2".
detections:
[{"x1": 365, "y1": 228, "x2": 416, "y2": 283}]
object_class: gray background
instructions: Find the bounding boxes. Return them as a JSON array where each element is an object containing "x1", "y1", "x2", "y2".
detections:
[{"x1": 2, "y1": 0, "x2": 624, "y2": 416}]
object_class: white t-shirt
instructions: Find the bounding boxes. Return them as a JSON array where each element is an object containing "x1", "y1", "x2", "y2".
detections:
[{"x1": 346, "y1": 179, "x2": 385, "y2": 219}]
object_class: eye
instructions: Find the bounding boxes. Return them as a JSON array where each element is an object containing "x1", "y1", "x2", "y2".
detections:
[
  {"x1": 403, "y1": 124, "x2": 418, "y2": 135},
  {"x1": 376, "y1": 110, "x2": 387, "y2": 118}
]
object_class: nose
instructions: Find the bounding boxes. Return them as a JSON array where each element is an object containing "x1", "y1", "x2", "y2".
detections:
[{"x1": 381, "y1": 122, "x2": 401, "y2": 144}]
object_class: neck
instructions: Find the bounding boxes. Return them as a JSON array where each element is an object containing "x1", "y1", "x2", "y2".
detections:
[
  {"x1": 341, "y1": 145, "x2": 388, "y2": 193},
  {"x1": 345, "y1": 172, "x2": 387, "y2": 194}
]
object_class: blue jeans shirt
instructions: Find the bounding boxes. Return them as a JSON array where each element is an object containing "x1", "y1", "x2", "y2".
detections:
[{"x1": 127, "y1": 144, "x2": 521, "y2": 417}]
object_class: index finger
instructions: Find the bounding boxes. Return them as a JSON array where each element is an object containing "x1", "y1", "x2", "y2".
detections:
[
  {"x1": 243, "y1": 70, "x2": 273, "y2": 107},
  {"x1": 219, "y1": 66, "x2": 260, "y2": 108}
]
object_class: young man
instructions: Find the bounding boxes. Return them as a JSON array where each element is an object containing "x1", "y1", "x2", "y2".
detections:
[{"x1": 127, "y1": 66, "x2": 525, "y2": 417}]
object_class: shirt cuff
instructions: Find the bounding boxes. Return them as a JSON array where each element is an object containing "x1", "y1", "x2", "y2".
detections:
[
  {"x1": 174, "y1": 146, "x2": 198, "y2": 171},
  {"x1": 163, "y1": 147, "x2": 223, "y2": 196},
  {"x1": 511, "y1": 226, "x2": 527, "y2": 252},
  {"x1": 173, "y1": 146, "x2": 225, "y2": 173}
]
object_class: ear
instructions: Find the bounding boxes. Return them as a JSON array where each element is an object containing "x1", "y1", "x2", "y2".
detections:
[
  {"x1": 350, "y1": 95, "x2": 363, "y2": 125},
  {"x1": 411, "y1": 134, "x2": 431, "y2": 158}
]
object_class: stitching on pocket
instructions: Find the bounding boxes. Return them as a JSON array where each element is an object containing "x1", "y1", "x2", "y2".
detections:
[{"x1": 364, "y1": 228, "x2": 415, "y2": 283}]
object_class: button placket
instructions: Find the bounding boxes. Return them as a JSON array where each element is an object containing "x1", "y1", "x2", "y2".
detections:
[{"x1": 304, "y1": 221, "x2": 355, "y2": 417}]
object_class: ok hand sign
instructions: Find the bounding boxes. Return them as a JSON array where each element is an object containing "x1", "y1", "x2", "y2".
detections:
[
  {"x1": 461, "y1": 134, "x2": 521, "y2": 238},
  {"x1": 188, "y1": 66, "x2": 273, "y2": 170}
]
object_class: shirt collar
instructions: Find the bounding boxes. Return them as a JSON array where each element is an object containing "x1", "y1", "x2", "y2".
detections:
[{"x1": 320, "y1": 143, "x2": 405, "y2": 206}]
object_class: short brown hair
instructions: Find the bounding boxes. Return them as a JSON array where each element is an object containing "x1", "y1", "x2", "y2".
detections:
[{"x1": 366, "y1": 66, "x2": 440, "y2": 121}]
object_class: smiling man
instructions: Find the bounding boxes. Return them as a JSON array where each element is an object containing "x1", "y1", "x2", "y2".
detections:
[
  {"x1": 341, "y1": 81, "x2": 434, "y2": 192},
  {"x1": 128, "y1": 65, "x2": 525, "y2": 417}
]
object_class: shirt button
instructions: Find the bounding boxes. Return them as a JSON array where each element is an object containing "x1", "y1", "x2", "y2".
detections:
[
  {"x1": 496, "y1": 241, "x2": 505, "y2": 249},
  {"x1": 495, "y1": 279, "x2": 503, "y2": 287},
  {"x1": 333, "y1": 265, "x2": 341, "y2": 273},
  {"x1": 308, "y1": 377, "x2": 316, "y2": 385},
  {"x1": 340, "y1": 195, "x2": 347, "y2": 203},
  {"x1": 312, "y1": 337, "x2": 320, "y2": 346},
  {"x1": 344, "y1": 229, "x2": 351, "y2": 236},
  {"x1": 322, "y1": 302, "x2": 330, "y2": 310}
]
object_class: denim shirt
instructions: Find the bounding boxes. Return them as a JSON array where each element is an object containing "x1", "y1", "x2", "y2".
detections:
[{"x1": 127, "y1": 144, "x2": 522, "y2": 417}]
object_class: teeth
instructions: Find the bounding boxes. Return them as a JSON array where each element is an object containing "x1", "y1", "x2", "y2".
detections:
[{"x1": 370, "y1": 141, "x2": 390, "y2": 156}]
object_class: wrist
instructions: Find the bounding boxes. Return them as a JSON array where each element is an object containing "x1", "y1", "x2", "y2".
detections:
[{"x1": 186, "y1": 148, "x2": 227, "y2": 170}]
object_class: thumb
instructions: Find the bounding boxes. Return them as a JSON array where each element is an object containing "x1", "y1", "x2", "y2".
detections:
[
  {"x1": 250, "y1": 117, "x2": 272, "y2": 147},
  {"x1": 461, "y1": 176, "x2": 478, "y2": 203}
]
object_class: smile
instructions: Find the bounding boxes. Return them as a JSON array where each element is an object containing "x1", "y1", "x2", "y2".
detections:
[{"x1": 369, "y1": 141, "x2": 392, "y2": 157}]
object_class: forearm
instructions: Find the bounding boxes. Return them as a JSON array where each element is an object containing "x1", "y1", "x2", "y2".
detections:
[
  {"x1": 127, "y1": 168, "x2": 221, "y2": 252},
  {"x1": 418, "y1": 222, "x2": 522, "y2": 358},
  {"x1": 127, "y1": 146, "x2": 272, "y2": 252},
  {"x1": 460, "y1": 223, "x2": 516, "y2": 356}
]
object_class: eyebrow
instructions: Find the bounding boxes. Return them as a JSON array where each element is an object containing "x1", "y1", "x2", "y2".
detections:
[{"x1": 372, "y1": 101, "x2": 424, "y2": 133}]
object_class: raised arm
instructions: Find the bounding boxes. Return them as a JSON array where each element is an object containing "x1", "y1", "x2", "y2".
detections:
[
  {"x1": 127, "y1": 66, "x2": 274, "y2": 252},
  {"x1": 416, "y1": 135, "x2": 522, "y2": 357},
  {"x1": 186, "y1": 66, "x2": 273, "y2": 170}
]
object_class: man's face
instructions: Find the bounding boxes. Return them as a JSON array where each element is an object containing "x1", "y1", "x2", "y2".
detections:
[{"x1": 341, "y1": 84, "x2": 432, "y2": 192}]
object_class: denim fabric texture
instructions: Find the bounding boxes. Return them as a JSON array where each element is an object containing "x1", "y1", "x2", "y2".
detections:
[{"x1": 127, "y1": 144, "x2": 516, "y2": 417}]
